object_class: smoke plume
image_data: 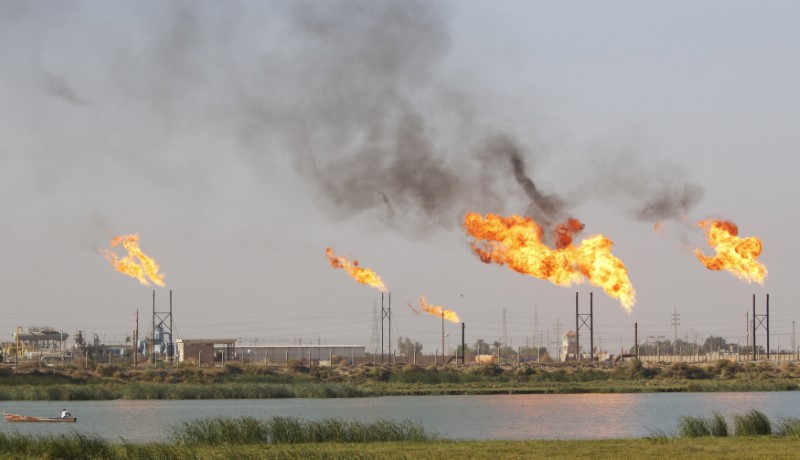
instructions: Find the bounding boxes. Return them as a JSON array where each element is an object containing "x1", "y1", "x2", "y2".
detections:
[{"x1": 0, "y1": 0, "x2": 704, "y2": 239}]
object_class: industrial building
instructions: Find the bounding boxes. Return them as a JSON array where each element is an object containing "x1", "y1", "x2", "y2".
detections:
[
  {"x1": 174, "y1": 341, "x2": 365, "y2": 366},
  {"x1": 175, "y1": 339, "x2": 236, "y2": 366},
  {"x1": 1, "y1": 327, "x2": 71, "y2": 364}
]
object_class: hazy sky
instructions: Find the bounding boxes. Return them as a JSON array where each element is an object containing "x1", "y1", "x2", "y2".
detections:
[{"x1": 1, "y1": 1, "x2": 797, "y2": 356}]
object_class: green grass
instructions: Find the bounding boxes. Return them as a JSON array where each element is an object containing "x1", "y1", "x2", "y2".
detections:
[
  {"x1": 678, "y1": 416, "x2": 710, "y2": 437},
  {"x1": 171, "y1": 416, "x2": 434, "y2": 445},
  {"x1": 733, "y1": 410, "x2": 771, "y2": 436},
  {"x1": 0, "y1": 360, "x2": 799, "y2": 401},
  {"x1": 776, "y1": 417, "x2": 800, "y2": 437},
  {"x1": 0, "y1": 413, "x2": 798, "y2": 459},
  {"x1": 3, "y1": 437, "x2": 800, "y2": 459},
  {"x1": 708, "y1": 412, "x2": 729, "y2": 437}
]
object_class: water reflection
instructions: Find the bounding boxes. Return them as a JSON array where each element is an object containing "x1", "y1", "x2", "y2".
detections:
[{"x1": 0, "y1": 392, "x2": 798, "y2": 442}]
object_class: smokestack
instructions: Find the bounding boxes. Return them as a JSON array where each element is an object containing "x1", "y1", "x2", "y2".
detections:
[
  {"x1": 590, "y1": 292, "x2": 594, "y2": 363},
  {"x1": 461, "y1": 322, "x2": 465, "y2": 364},
  {"x1": 575, "y1": 292, "x2": 579, "y2": 363}
]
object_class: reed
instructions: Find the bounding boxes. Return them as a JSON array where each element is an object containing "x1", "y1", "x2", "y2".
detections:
[
  {"x1": 171, "y1": 416, "x2": 434, "y2": 445},
  {"x1": 708, "y1": 412, "x2": 728, "y2": 437},
  {"x1": 677, "y1": 416, "x2": 710, "y2": 437},
  {"x1": 776, "y1": 417, "x2": 800, "y2": 437},
  {"x1": 0, "y1": 431, "x2": 111, "y2": 459},
  {"x1": 733, "y1": 410, "x2": 771, "y2": 436}
]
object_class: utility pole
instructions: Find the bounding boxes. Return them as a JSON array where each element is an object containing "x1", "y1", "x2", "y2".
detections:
[
  {"x1": 134, "y1": 310, "x2": 138, "y2": 369},
  {"x1": 441, "y1": 311, "x2": 445, "y2": 366},
  {"x1": 152, "y1": 290, "x2": 156, "y2": 365},
  {"x1": 380, "y1": 293, "x2": 391, "y2": 364},
  {"x1": 745, "y1": 310, "x2": 749, "y2": 357},
  {"x1": 634, "y1": 322, "x2": 639, "y2": 359},
  {"x1": 554, "y1": 319, "x2": 562, "y2": 363},
  {"x1": 502, "y1": 308, "x2": 508, "y2": 352},
  {"x1": 671, "y1": 307, "x2": 680, "y2": 351},
  {"x1": 461, "y1": 322, "x2": 465, "y2": 364},
  {"x1": 576, "y1": 292, "x2": 594, "y2": 362},
  {"x1": 753, "y1": 294, "x2": 770, "y2": 360}
]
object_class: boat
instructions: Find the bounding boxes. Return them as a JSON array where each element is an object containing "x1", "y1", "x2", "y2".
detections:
[{"x1": 3, "y1": 412, "x2": 76, "y2": 423}]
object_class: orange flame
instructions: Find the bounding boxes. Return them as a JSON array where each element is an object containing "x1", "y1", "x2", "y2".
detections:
[
  {"x1": 554, "y1": 218, "x2": 585, "y2": 249},
  {"x1": 103, "y1": 234, "x2": 165, "y2": 287},
  {"x1": 694, "y1": 219, "x2": 767, "y2": 284},
  {"x1": 463, "y1": 213, "x2": 636, "y2": 311},
  {"x1": 420, "y1": 295, "x2": 461, "y2": 323},
  {"x1": 325, "y1": 248, "x2": 386, "y2": 292}
]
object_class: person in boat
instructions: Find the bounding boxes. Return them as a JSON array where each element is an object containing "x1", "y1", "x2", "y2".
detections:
[{"x1": 61, "y1": 409, "x2": 71, "y2": 419}]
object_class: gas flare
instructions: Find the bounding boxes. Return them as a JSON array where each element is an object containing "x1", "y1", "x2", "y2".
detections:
[
  {"x1": 554, "y1": 218, "x2": 585, "y2": 249},
  {"x1": 420, "y1": 295, "x2": 461, "y2": 323},
  {"x1": 103, "y1": 234, "x2": 165, "y2": 287},
  {"x1": 694, "y1": 219, "x2": 767, "y2": 284},
  {"x1": 463, "y1": 213, "x2": 636, "y2": 311},
  {"x1": 325, "y1": 248, "x2": 386, "y2": 292}
]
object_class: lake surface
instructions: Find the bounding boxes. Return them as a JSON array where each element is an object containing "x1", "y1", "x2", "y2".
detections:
[{"x1": 2, "y1": 392, "x2": 799, "y2": 442}]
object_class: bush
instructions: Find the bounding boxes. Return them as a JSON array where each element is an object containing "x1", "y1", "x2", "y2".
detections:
[
  {"x1": 666, "y1": 362, "x2": 709, "y2": 379},
  {"x1": 711, "y1": 360, "x2": 739, "y2": 378},
  {"x1": 614, "y1": 359, "x2": 657, "y2": 379}
]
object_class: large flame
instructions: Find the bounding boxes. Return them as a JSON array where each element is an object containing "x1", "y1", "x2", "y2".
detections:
[
  {"x1": 325, "y1": 248, "x2": 386, "y2": 292},
  {"x1": 420, "y1": 295, "x2": 461, "y2": 323},
  {"x1": 463, "y1": 213, "x2": 636, "y2": 311},
  {"x1": 694, "y1": 219, "x2": 767, "y2": 284},
  {"x1": 104, "y1": 234, "x2": 165, "y2": 287}
]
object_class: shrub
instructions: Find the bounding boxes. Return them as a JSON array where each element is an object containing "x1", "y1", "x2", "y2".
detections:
[
  {"x1": 666, "y1": 362, "x2": 709, "y2": 379},
  {"x1": 614, "y1": 359, "x2": 657, "y2": 379},
  {"x1": 711, "y1": 360, "x2": 739, "y2": 378}
]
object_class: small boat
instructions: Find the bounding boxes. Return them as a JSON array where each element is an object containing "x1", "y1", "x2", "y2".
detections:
[{"x1": 3, "y1": 412, "x2": 77, "y2": 423}]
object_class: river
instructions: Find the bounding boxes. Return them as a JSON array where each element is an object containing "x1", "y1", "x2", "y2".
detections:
[{"x1": 1, "y1": 392, "x2": 799, "y2": 442}]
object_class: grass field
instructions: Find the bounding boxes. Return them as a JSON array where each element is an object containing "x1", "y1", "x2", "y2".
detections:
[
  {"x1": 0, "y1": 436, "x2": 798, "y2": 459},
  {"x1": 2, "y1": 413, "x2": 800, "y2": 459}
]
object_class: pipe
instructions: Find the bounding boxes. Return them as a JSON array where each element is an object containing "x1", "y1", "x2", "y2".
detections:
[
  {"x1": 590, "y1": 292, "x2": 594, "y2": 362},
  {"x1": 575, "y1": 292, "x2": 579, "y2": 362},
  {"x1": 461, "y1": 322, "x2": 465, "y2": 364}
]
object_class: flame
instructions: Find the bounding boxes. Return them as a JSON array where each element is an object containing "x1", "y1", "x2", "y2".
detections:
[
  {"x1": 694, "y1": 219, "x2": 767, "y2": 284},
  {"x1": 325, "y1": 247, "x2": 386, "y2": 292},
  {"x1": 103, "y1": 234, "x2": 165, "y2": 287},
  {"x1": 554, "y1": 218, "x2": 585, "y2": 249},
  {"x1": 420, "y1": 295, "x2": 461, "y2": 323},
  {"x1": 463, "y1": 213, "x2": 636, "y2": 311}
]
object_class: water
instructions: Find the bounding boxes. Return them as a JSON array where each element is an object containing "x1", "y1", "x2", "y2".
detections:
[{"x1": 1, "y1": 392, "x2": 799, "y2": 442}]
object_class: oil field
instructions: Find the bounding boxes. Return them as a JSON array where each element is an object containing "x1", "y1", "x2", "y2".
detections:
[{"x1": 1, "y1": 0, "x2": 799, "y2": 458}]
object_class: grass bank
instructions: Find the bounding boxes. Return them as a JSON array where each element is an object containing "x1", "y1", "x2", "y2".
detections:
[
  {"x1": 0, "y1": 435, "x2": 799, "y2": 459},
  {"x1": 0, "y1": 359, "x2": 797, "y2": 400},
  {"x1": 3, "y1": 413, "x2": 800, "y2": 459}
]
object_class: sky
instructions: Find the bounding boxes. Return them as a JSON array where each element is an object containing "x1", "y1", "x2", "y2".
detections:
[{"x1": 1, "y1": 1, "x2": 798, "y2": 356}]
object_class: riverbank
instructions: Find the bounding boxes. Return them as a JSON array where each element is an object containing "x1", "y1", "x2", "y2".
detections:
[
  {"x1": 0, "y1": 359, "x2": 797, "y2": 400},
  {"x1": 1, "y1": 436, "x2": 798, "y2": 459},
  {"x1": 3, "y1": 414, "x2": 800, "y2": 459}
]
